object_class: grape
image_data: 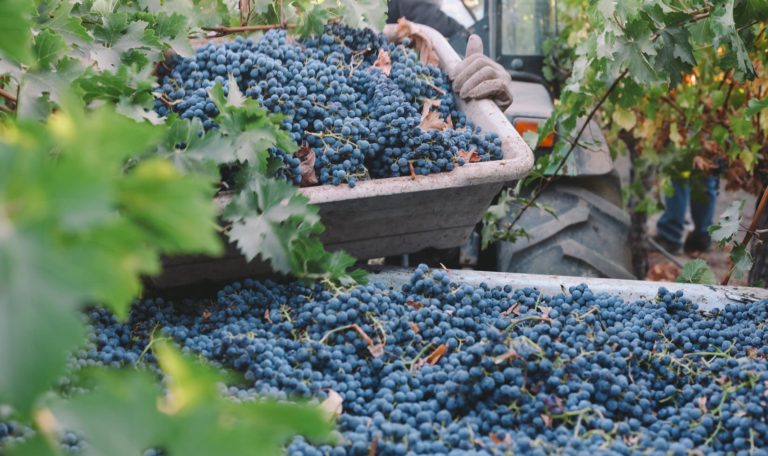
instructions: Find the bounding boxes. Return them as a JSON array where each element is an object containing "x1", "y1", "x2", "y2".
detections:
[
  {"x1": 154, "y1": 26, "x2": 503, "y2": 187},
  {"x1": 65, "y1": 265, "x2": 768, "y2": 454}
]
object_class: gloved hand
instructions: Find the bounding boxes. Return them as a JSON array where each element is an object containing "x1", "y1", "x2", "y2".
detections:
[{"x1": 450, "y1": 34, "x2": 513, "y2": 110}]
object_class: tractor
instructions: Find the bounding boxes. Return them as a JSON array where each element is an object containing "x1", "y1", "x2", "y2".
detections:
[{"x1": 437, "y1": 0, "x2": 635, "y2": 279}]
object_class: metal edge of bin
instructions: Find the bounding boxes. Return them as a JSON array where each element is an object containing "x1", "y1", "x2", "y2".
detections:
[{"x1": 366, "y1": 267, "x2": 768, "y2": 311}]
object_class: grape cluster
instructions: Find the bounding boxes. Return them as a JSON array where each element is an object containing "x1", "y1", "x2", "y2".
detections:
[
  {"x1": 154, "y1": 26, "x2": 503, "y2": 187},
  {"x1": 64, "y1": 265, "x2": 768, "y2": 455}
]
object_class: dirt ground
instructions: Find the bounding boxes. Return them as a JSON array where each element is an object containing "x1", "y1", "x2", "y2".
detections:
[{"x1": 645, "y1": 185, "x2": 757, "y2": 286}]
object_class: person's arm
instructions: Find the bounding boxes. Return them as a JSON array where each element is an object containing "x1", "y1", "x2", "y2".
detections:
[{"x1": 450, "y1": 35, "x2": 514, "y2": 110}]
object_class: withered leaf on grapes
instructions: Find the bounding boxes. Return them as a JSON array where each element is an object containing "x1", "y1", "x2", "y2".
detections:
[{"x1": 294, "y1": 143, "x2": 319, "y2": 187}]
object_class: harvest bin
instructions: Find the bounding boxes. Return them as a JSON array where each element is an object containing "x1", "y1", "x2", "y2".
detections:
[
  {"x1": 152, "y1": 25, "x2": 534, "y2": 288},
  {"x1": 367, "y1": 268, "x2": 768, "y2": 309}
]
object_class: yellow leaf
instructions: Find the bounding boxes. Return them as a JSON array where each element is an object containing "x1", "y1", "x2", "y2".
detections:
[
  {"x1": 612, "y1": 108, "x2": 636, "y2": 131},
  {"x1": 669, "y1": 121, "x2": 682, "y2": 147},
  {"x1": 739, "y1": 149, "x2": 755, "y2": 172}
]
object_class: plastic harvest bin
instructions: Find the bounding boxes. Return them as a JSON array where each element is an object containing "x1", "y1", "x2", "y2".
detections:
[{"x1": 152, "y1": 24, "x2": 534, "y2": 288}]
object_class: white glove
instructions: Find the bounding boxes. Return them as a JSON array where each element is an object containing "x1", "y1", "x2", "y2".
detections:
[{"x1": 450, "y1": 35, "x2": 514, "y2": 110}]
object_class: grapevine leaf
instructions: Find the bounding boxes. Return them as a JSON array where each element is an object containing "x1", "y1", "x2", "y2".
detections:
[
  {"x1": 612, "y1": 38, "x2": 658, "y2": 84},
  {"x1": 117, "y1": 158, "x2": 223, "y2": 260},
  {"x1": 656, "y1": 27, "x2": 694, "y2": 86},
  {"x1": 50, "y1": 369, "x2": 170, "y2": 456},
  {"x1": 729, "y1": 244, "x2": 753, "y2": 279},
  {"x1": 43, "y1": 2, "x2": 93, "y2": 46},
  {"x1": 708, "y1": 199, "x2": 744, "y2": 243},
  {"x1": 676, "y1": 259, "x2": 716, "y2": 284},
  {"x1": 33, "y1": 29, "x2": 68, "y2": 69},
  {"x1": 6, "y1": 435, "x2": 60, "y2": 456},
  {"x1": 294, "y1": 3, "x2": 332, "y2": 37},
  {"x1": 336, "y1": 0, "x2": 386, "y2": 30},
  {"x1": 710, "y1": 0, "x2": 756, "y2": 80},
  {"x1": 0, "y1": 0, "x2": 33, "y2": 64},
  {"x1": 0, "y1": 234, "x2": 86, "y2": 416},
  {"x1": 155, "y1": 116, "x2": 223, "y2": 177},
  {"x1": 611, "y1": 107, "x2": 637, "y2": 130},
  {"x1": 224, "y1": 175, "x2": 319, "y2": 272},
  {"x1": 745, "y1": 98, "x2": 768, "y2": 117}
]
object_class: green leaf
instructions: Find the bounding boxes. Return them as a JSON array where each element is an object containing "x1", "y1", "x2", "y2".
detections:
[
  {"x1": 52, "y1": 341, "x2": 332, "y2": 456},
  {"x1": 730, "y1": 243, "x2": 753, "y2": 279},
  {"x1": 336, "y1": 0, "x2": 386, "y2": 30},
  {"x1": 708, "y1": 199, "x2": 744, "y2": 243},
  {"x1": 676, "y1": 259, "x2": 716, "y2": 284},
  {"x1": 33, "y1": 29, "x2": 68, "y2": 69},
  {"x1": 51, "y1": 368, "x2": 171, "y2": 456},
  {"x1": 746, "y1": 97, "x2": 768, "y2": 117},
  {"x1": 655, "y1": 27, "x2": 695, "y2": 86},
  {"x1": 294, "y1": 3, "x2": 333, "y2": 37},
  {"x1": 0, "y1": 233, "x2": 87, "y2": 416},
  {"x1": 0, "y1": 0, "x2": 33, "y2": 64},
  {"x1": 6, "y1": 435, "x2": 60, "y2": 456},
  {"x1": 43, "y1": 2, "x2": 93, "y2": 47},
  {"x1": 224, "y1": 175, "x2": 319, "y2": 272}
]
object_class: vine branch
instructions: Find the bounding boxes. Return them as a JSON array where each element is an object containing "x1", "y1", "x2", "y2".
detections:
[
  {"x1": 0, "y1": 87, "x2": 17, "y2": 105},
  {"x1": 721, "y1": 184, "x2": 768, "y2": 285},
  {"x1": 200, "y1": 23, "x2": 295, "y2": 38},
  {"x1": 504, "y1": 69, "x2": 629, "y2": 230}
]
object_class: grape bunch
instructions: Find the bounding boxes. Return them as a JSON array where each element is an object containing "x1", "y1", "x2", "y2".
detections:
[
  {"x1": 153, "y1": 25, "x2": 503, "y2": 187},
  {"x1": 66, "y1": 265, "x2": 768, "y2": 455}
]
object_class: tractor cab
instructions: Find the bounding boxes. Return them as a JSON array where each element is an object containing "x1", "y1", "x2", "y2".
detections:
[
  {"x1": 439, "y1": 0, "x2": 633, "y2": 280},
  {"x1": 440, "y1": 0, "x2": 613, "y2": 176}
]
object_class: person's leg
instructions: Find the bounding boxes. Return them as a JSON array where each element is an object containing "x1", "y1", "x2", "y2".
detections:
[
  {"x1": 656, "y1": 179, "x2": 690, "y2": 250},
  {"x1": 685, "y1": 174, "x2": 719, "y2": 252}
]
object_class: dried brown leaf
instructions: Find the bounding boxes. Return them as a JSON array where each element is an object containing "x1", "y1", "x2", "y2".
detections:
[
  {"x1": 395, "y1": 18, "x2": 440, "y2": 67},
  {"x1": 406, "y1": 300, "x2": 424, "y2": 309},
  {"x1": 541, "y1": 414, "x2": 553, "y2": 428},
  {"x1": 501, "y1": 302, "x2": 521, "y2": 317},
  {"x1": 264, "y1": 309, "x2": 272, "y2": 324},
  {"x1": 426, "y1": 343, "x2": 448, "y2": 365},
  {"x1": 420, "y1": 98, "x2": 442, "y2": 120},
  {"x1": 489, "y1": 433, "x2": 502, "y2": 445},
  {"x1": 446, "y1": 114, "x2": 454, "y2": 129},
  {"x1": 645, "y1": 261, "x2": 680, "y2": 282},
  {"x1": 409, "y1": 322, "x2": 420, "y2": 334},
  {"x1": 321, "y1": 389, "x2": 343, "y2": 420},
  {"x1": 372, "y1": 49, "x2": 392, "y2": 76},
  {"x1": 458, "y1": 149, "x2": 481, "y2": 163},
  {"x1": 294, "y1": 143, "x2": 319, "y2": 187},
  {"x1": 408, "y1": 162, "x2": 417, "y2": 179},
  {"x1": 693, "y1": 155, "x2": 718, "y2": 171},
  {"x1": 420, "y1": 111, "x2": 449, "y2": 131}
]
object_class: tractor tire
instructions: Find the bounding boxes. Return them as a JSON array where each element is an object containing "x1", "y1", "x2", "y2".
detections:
[{"x1": 495, "y1": 174, "x2": 636, "y2": 279}]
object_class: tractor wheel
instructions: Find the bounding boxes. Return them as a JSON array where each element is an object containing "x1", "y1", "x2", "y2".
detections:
[{"x1": 494, "y1": 174, "x2": 636, "y2": 279}]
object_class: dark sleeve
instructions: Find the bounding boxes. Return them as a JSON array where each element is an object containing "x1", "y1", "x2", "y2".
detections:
[{"x1": 386, "y1": 0, "x2": 468, "y2": 39}]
